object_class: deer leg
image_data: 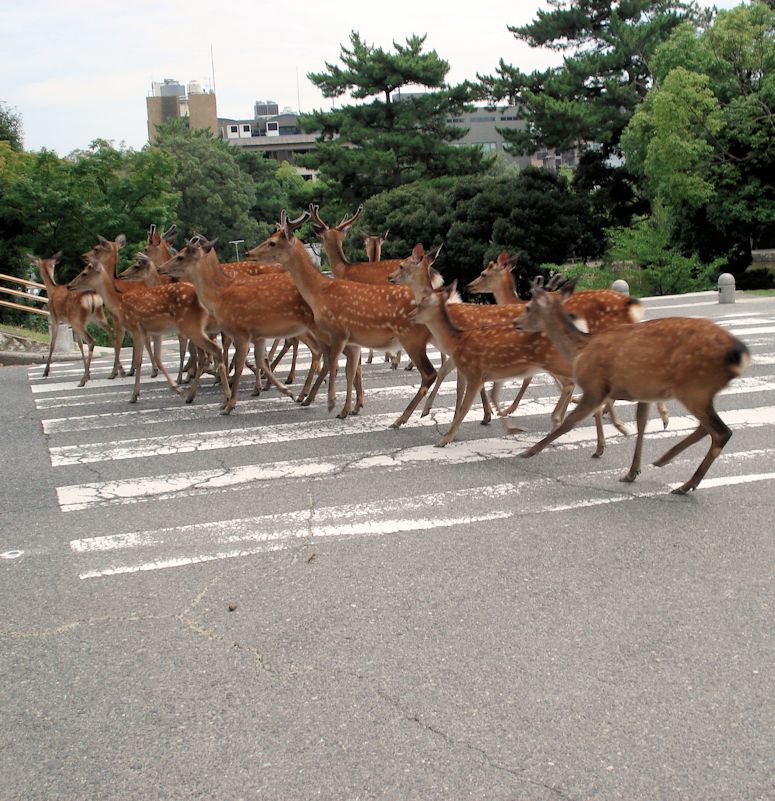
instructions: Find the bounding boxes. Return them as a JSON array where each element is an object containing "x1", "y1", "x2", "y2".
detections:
[
  {"x1": 421, "y1": 356, "x2": 455, "y2": 417},
  {"x1": 657, "y1": 402, "x2": 670, "y2": 430},
  {"x1": 147, "y1": 334, "x2": 182, "y2": 398},
  {"x1": 95, "y1": 312, "x2": 125, "y2": 379},
  {"x1": 254, "y1": 339, "x2": 295, "y2": 400},
  {"x1": 147, "y1": 334, "x2": 160, "y2": 378},
  {"x1": 222, "y1": 338, "x2": 250, "y2": 414},
  {"x1": 366, "y1": 349, "x2": 374, "y2": 364},
  {"x1": 391, "y1": 346, "x2": 437, "y2": 428},
  {"x1": 76, "y1": 328, "x2": 96, "y2": 387},
  {"x1": 437, "y1": 378, "x2": 483, "y2": 447},
  {"x1": 498, "y1": 377, "x2": 533, "y2": 417},
  {"x1": 129, "y1": 333, "x2": 145, "y2": 403},
  {"x1": 337, "y1": 346, "x2": 361, "y2": 419},
  {"x1": 605, "y1": 401, "x2": 630, "y2": 436},
  {"x1": 521, "y1": 393, "x2": 602, "y2": 458},
  {"x1": 352, "y1": 348, "x2": 365, "y2": 414},
  {"x1": 43, "y1": 320, "x2": 59, "y2": 379},
  {"x1": 176, "y1": 336, "x2": 188, "y2": 384},
  {"x1": 325, "y1": 338, "x2": 347, "y2": 413},
  {"x1": 286, "y1": 339, "x2": 299, "y2": 384},
  {"x1": 620, "y1": 402, "x2": 651, "y2": 481},
  {"x1": 668, "y1": 406, "x2": 731, "y2": 494}
]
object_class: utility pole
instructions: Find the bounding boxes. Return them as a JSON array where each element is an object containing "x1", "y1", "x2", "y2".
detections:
[{"x1": 229, "y1": 240, "x2": 245, "y2": 261}]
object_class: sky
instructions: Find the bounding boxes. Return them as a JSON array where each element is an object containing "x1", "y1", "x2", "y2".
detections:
[{"x1": 2, "y1": 0, "x2": 743, "y2": 155}]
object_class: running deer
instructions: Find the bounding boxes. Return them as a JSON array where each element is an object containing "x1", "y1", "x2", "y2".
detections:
[
  {"x1": 29, "y1": 252, "x2": 122, "y2": 386},
  {"x1": 158, "y1": 238, "x2": 330, "y2": 415},
  {"x1": 407, "y1": 280, "x2": 595, "y2": 448},
  {"x1": 468, "y1": 254, "x2": 669, "y2": 430},
  {"x1": 513, "y1": 283, "x2": 750, "y2": 494},
  {"x1": 68, "y1": 256, "x2": 229, "y2": 406},
  {"x1": 248, "y1": 211, "x2": 438, "y2": 426}
]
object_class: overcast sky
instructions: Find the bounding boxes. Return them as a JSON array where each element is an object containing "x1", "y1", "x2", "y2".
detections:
[{"x1": 2, "y1": 0, "x2": 742, "y2": 155}]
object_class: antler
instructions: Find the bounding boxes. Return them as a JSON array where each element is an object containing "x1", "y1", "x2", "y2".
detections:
[
  {"x1": 335, "y1": 205, "x2": 363, "y2": 233},
  {"x1": 308, "y1": 204, "x2": 327, "y2": 231},
  {"x1": 545, "y1": 272, "x2": 566, "y2": 291}
]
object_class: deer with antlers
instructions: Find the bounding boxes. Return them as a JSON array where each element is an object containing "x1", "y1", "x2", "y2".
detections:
[
  {"x1": 29, "y1": 252, "x2": 123, "y2": 387},
  {"x1": 248, "y1": 211, "x2": 438, "y2": 425},
  {"x1": 68, "y1": 255, "x2": 229, "y2": 406},
  {"x1": 513, "y1": 282, "x2": 750, "y2": 493},
  {"x1": 158, "y1": 237, "x2": 334, "y2": 415}
]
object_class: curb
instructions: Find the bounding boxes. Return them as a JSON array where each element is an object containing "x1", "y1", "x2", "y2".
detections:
[{"x1": 0, "y1": 350, "x2": 83, "y2": 366}]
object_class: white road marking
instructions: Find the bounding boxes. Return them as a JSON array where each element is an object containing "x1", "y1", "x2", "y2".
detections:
[{"x1": 71, "y1": 467, "x2": 775, "y2": 580}]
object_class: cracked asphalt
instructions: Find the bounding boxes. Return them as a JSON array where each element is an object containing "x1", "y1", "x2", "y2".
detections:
[{"x1": 1, "y1": 292, "x2": 774, "y2": 800}]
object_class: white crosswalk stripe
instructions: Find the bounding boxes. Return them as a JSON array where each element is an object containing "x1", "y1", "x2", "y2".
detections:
[{"x1": 27, "y1": 307, "x2": 775, "y2": 580}]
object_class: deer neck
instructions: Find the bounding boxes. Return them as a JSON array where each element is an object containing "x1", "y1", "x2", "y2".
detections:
[
  {"x1": 321, "y1": 232, "x2": 349, "y2": 277},
  {"x1": 421, "y1": 300, "x2": 462, "y2": 356},
  {"x1": 494, "y1": 273, "x2": 519, "y2": 305},
  {"x1": 539, "y1": 303, "x2": 589, "y2": 363},
  {"x1": 38, "y1": 262, "x2": 57, "y2": 293},
  {"x1": 93, "y1": 271, "x2": 124, "y2": 317}
]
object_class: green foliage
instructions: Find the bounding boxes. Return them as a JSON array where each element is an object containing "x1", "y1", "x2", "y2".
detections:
[
  {"x1": 300, "y1": 31, "x2": 491, "y2": 209},
  {"x1": 479, "y1": 1, "x2": 702, "y2": 157},
  {"x1": 0, "y1": 101, "x2": 23, "y2": 150},
  {"x1": 606, "y1": 213, "x2": 721, "y2": 295},
  {"x1": 357, "y1": 167, "x2": 605, "y2": 293},
  {"x1": 152, "y1": 120, "x2": 261, "y2": 256},
  {"x1": 621, "y1": 3, "x2": 775, "y2": 273},
  {"x1": 0, "y1": 138, "x2": 179, "y2": 325}
]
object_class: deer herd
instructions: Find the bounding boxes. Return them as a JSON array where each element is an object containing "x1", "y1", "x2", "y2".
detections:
[{"x1": 29, "y1": 207, "x2": 751, "y2": 494}]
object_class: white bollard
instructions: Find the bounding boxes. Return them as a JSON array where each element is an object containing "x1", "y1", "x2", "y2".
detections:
[
  {"x1": 718, "y1": 273, "x2": 736, "y2": 304},
  {"x1": 611, "y1": 279, "x2": 630, "y2": 296},
  {"x1": 51, "y1": 323, "x2": 76, "y2": 353}
]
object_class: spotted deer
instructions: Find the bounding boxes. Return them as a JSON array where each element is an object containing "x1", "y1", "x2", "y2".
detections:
[
  {"x1": 513, "y1": 282, "x2": 750, "y2": 494},
  {"x1": 68, "y1": 256, "x2": 229, "y2": 406},
  {"x1": 248, "y1": 211, "x2": 438, "y2": 426},
  {"x1": 29, "y1": 252, "x2": 123, "y2": 386}
]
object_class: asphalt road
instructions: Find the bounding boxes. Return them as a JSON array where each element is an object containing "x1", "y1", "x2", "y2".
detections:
[{"x1": 1, "y1": 290, "x2": 774, "y2": 800}]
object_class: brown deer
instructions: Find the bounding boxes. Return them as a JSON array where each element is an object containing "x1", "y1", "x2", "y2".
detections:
[
  {"x1": 29, "y1": 252, "x2": 123, "y2": 386},
  {"x1": 248, "y1": 211, "x2": 438, "y2": 426},
  {"x1": 513, "y1": 283, "x2": 750, "y2": 494},
  {"x1": 68, "y1": 256, "x2": 229, "y2": 406},
  {"x1": 468, "y1": 254, "x2": 669, "y2": 431},
  {"x1": 309, "y1": 204, "x2": 407, "y2": 285},
  {"x1": 158, "y1": 238, "x2": 331, "y2": 415}
]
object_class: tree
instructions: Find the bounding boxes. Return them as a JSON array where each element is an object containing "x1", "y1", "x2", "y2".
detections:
[
  {"x1": 478, "y1": 1, "x2": 705, "y2": 228},
  {"x1": 300, "y1": 32, "x2": 491, "y2": 211},
  {"x1": 359, "y1": 167, "x2": 604, "y2": 294},
  {"x1": 621, "y1": 3, "x2": 775, "y2": 273},
  {"x1": 0, "y1": 102, "x2": 23, "y2": 150},
  {"x1": 153, "y1": 119, "x2": 261, "y2": 256},
  {"x1": 0, "y1": 140, "x2": 180, "y2": 324}
]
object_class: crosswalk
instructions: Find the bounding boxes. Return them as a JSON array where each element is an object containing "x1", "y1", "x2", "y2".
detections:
[{"x1": 27, "y1": 307, "x2": 775, "y2": 581}]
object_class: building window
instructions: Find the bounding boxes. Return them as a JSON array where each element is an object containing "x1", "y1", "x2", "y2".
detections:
[
  {"x1": 241, "y1": 124, "x2": 251, "y2": 133},
  {"x1": 229, "y1": 125, "x2": 238, "y2": 133},
  {"x1": 479, "y1": 142, "x2": 497, "y2": 152}
]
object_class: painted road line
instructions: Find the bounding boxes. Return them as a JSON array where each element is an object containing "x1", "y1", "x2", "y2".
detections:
[
  {"x1": 70, "y1": 468, "x2": 775, "y2": 580},
  {"x1": 39, "y1": 376, "x2": 576, "y2": 436},
  {"x1": 48, "y1": 404, "x2": 775, "y2": 468},
  {"x1": 56, "y1": 422, "x2": 775, "y2": 512},
  {"x1": 41, "y1": 373, "x2": 775, "y2": 437}
]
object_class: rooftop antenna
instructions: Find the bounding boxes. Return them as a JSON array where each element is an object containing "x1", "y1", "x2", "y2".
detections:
[{"x1": 210, "y1": 44, "x2": 216, "y2": 94}]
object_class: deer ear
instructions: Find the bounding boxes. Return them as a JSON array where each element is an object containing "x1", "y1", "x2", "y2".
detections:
[
  {"x1": 97, "y1": 235, "x2": 109, "y2": 245},
  {"x1": 202, "y1": 238, "x2": 217, "y2": 253},
  {"x1": 427, "y1": 243, "x2": 443, "y2": 267},
  {"x1": 27, "y1": 253, "x2": 41, "y2": 266},
  {"x1": 560, "y1": 277, "x2": 577, "y2": 299},
  {"x1": 411, "y1": 243, "x2": 425, "y2": 259},
  {"x1": 51, "y1": 250, "x2": 63, "y2": 263},
  {"x1": 115, "y1": 234, "x2": 127, "y2": 249}
]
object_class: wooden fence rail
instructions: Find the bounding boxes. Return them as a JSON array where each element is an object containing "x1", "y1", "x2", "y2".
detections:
[{"x1": 0, "y1": 273, "x2": 50, "y2": 318}]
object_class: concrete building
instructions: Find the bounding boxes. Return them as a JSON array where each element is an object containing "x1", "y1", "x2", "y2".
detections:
[
  {"x1": 146, "y1": 78, "x2": 218, "y2": 143},
  {"x1": 218, "y1": 101, "x2": 318, "y2": 180}
]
